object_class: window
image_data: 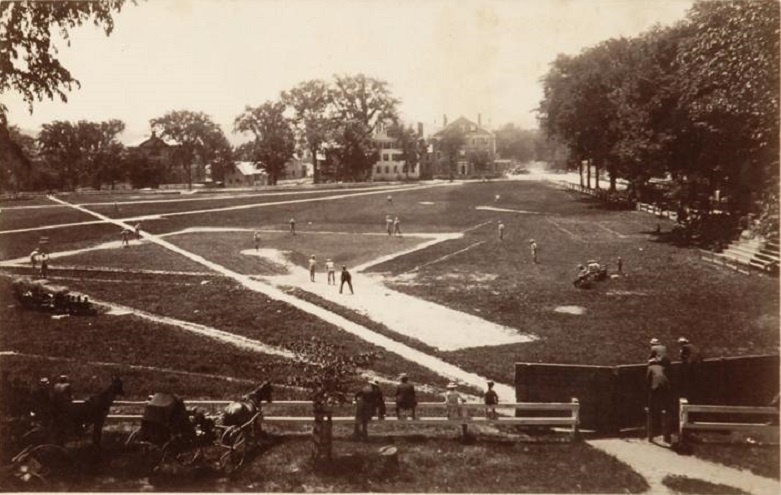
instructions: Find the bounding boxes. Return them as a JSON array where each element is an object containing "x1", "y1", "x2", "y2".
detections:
[
  {"x1": 393, "y1": 165, "x2": 398, "y2": 173},
  {"x1": 376, "y1": 166, "x2": 381, "y2": 173},
  {"x1": 385, "y1": 166, "x2": 389, "y2": 173},
  {"x1": 383, "y1": 153, "x2": 389, "y2": 162}
]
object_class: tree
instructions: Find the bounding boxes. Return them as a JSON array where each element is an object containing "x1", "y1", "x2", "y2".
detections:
[
  {"x1": 0, "y1": 125, "x2": 35, "y2": 192},
  {"x1": 387, "y1": 121, "x2": 421, "y2": 179},
  {"x1": 495, "y1": 124, "x2": 537, "y2": 163},
  {"x1": 37, "y1": 119, "x2": 125, "y2": 191},
  {"x1": 282, "y1": 79, "x2": 332, "y2": 184},
  {"x1": 329, "y1": 74, "x2": 399, "y2": 180},
  {"x1": 676, "y1": 0, "x2": 780, "y2": 213},
  {"x1": 150, "y1": 110, "x2": 230, "y2": 189},
  {"x1": 0, "y1": 1, "x2": 130, "y2": 122},
  {"x1": 234, "y1": 101, "x2": 295, "y2": 185},
  {"x1": 435, "y1": 126, "x2": 466, "y2": 179}
]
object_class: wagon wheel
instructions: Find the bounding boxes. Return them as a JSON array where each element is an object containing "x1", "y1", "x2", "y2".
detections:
[
  {"x1": 219, "y1": 430, "x2": 247, "y2": 474},
  {"x1": 20, "y1": 425, "x2": 50, "y2": 447},
  {"x1": 10, "y1": 443, "x2": 72, "y2": 486}
]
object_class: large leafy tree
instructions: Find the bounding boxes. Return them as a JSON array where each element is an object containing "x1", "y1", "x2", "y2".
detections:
[
  {"x1": 37, "y1": 119, "x2": 125, "y2": 191},
  {"x1": 0, "y1": 125, "x2": 36, "y2": 192},
  {"x1": 495, "y1": 123, "x2": 537, "y2": 163},
  {"x1": 435, "y1": 126, "x2": 466, "y2": 179},
  {"x1": 676, "y1": 0, "x2": 780, "y2": 213},
  {"x1": 150, "y1": 110, "x2": 230, "y2": 189},
  {"x1": 282, "y1": 79, "x2": 332, "y2": 184},
  {"x1": 329, "y1": 74, "x2": 399, "y2": 180},
  {"x1": 234, "y1": 101, "x2": 295, "y2": 185},
  {"x1": 387, "y1": 121, "x2": 422, "y2": 178}
]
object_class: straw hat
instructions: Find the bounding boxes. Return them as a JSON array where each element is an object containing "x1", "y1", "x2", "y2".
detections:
[{"x1": 446, "y1": 382, "x2": 458, "y2": 389}]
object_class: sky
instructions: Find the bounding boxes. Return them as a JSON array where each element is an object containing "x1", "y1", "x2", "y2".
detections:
[{"x1": 1, "y1": 0, "x2": 694, "y2": 145}]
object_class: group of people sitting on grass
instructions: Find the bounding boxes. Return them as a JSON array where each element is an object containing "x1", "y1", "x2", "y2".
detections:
[{"x1": 573, "y1": 257, "x2": 623, "y2": 288}]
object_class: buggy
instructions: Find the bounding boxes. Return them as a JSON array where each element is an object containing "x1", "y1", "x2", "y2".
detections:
[
  {"x1": 12, "y1": 278, "x2": 97, "y2": 315},
  {"x1": 125, "y1": 392, "x2": 260, "y2": 473}
]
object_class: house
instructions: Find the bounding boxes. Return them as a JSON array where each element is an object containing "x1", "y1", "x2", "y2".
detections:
[
  {"x1": 224, "y1": 161, "x2": 267, "y2": 187},
  {"x1": 430, "y1": 115, "x2": 497, "y2": 178},
  {"x1": 371, "y1": 122, "x2": 423, "y2": 181},
  {"x1": 126, "y1": 132, "x2": 190, "y2": 184},
  {"x1": 284, "y1": 154, "x2": 314, "y2": 180}
]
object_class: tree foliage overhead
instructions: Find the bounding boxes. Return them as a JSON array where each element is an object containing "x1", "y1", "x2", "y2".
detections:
[
  {"x1": 150, "y1": 110, "x2": 231, "y2": 189},
  {"x1": 538, "y1": 0, "x2": 779, "y2": 230},
  {"x1": 234, "y1": 101, "x2": 295, "y2": 185},
  {"x1": 0, "y1": 0, "x2": 129, "y2": 122}
]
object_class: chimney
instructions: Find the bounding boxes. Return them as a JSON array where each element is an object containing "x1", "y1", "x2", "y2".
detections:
[
  {"x1": 443, "y1": 114, "x2": 448, "y2": 127},
  {"x1": 478, "y1": 113, "x2": 482, "y2": 126},
  {"x1": 417, "y1": 122, "x2": 424, "y2": 137}
]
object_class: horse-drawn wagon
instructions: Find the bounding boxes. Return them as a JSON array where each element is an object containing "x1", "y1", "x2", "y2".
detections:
[{"x1": 125, "y1": 382, "x2": 273, "y2": 473}]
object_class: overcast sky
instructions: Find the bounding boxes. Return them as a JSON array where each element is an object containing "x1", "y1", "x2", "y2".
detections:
[{"x1": 2, "y1": 0, "x2": 693, "y2": 144}]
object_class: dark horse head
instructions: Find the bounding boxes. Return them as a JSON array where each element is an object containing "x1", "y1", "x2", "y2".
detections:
[
  {"x1": 222, "y1": 381, "x2": 273, "y2": 427},
  {"x1": 58, "y1": 376, "x2": 124, "y2": 447}
]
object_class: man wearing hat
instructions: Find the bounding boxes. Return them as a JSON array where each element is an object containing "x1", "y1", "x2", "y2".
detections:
[
  {"x1": 444, "y1": 382, "x2": 466, "y2": 419},
  {"x1": 529, "y1": 239, "x2": 539, "y2": 264},
  {"x1": 352, "y1": 378, "x2": 385, "y2": 440},
  {"x1": 31, "y1": 377, "x2": 52, "y2": 425},
  {"x1": 646, "y1": 357, "x2": 672, "y2": 443},
  {"x1": 51, "y1": 374, "x2": 73, "y2": 420},
  {"x1": 678, "y1": 337, "x2": 703, "y2": 401},
  {"x1": 648, "y1": 338, "x2": 671, "y2": 368},
  {"x1": 395, "y1": 374, "x2": 417, "y2": 420}
]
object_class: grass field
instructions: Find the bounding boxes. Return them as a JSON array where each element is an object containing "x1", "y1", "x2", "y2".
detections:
[{"x1": 1, "y1": 178, "x2": 777, "y2": 490}]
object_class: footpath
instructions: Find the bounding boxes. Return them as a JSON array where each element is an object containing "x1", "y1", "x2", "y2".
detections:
[{"x1": 588, "y1": 438, "x2": 780, "y2": 495}]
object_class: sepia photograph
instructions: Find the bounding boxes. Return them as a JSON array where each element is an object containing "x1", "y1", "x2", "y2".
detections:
[{"x1": 0, "y1": 0, "x2": 778, "y2": 492}]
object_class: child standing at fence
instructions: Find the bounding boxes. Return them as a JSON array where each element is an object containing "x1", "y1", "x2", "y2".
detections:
[
  {"x1": 484, "y1": 381, "x2": 498, "y2": 419},
  {"x1": 445, "y1": 382, "x2": 465, "y2": 419}
]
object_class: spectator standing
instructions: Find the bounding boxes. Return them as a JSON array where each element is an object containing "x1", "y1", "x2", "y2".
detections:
[
  {"x1": 395, "y1": 374, "x2": 417, "y2": 420},
  {"x1": 529, "y1": 239, "x2": 539, "y2": 264},
  {"x1": 253, "y1": 230, "x2": 261, "y2": 251},
  {"x1": 648, "y1": 338, "x2": 671, "y2": 368},
  {"x1": 30, "y1": 248, "x2": 40, "y2": 271},
  {"x1": 646, "y1": 357, "x2": 672, "y2": 443},
  {"x1": 393, "y1": 216, "x2": 402, "y2": 237},
  {"x1": 290, "y1": 218, "x2": 296, "y2": 235},
  {"x1": 678, "y1": 337, "x2": 703, "y2": 401},
  {"x1": 498, "y1": 222, "x2": 505, "y2": 241},
  {"x1": 445, "y1": 382, "x2": 466, "y2": 419},
  {"x1": 309, "y1": 255, "x2": 317, "y2": 282},
  {"x1": 352, "y1": 378, "x2": 385, "y2": 440},
  {"x1": 484, "y1": 381, "x2": 499, "y2": 419},
  {"x1": 340, "y1": 266, "x2": 354, "y2": 294},
  {"x1": 326, "y1": 258, "x2": 336, "y2": 285},
  {"x1": 38, "y1": 252, "x2": 49, "y2": 278}
]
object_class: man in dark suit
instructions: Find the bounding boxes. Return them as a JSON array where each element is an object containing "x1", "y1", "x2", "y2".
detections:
[
  {"x1": 353, "y1": 378, "x2": 385, "y2": 440},
  {"x1": 395, "y1": 374, "x2": 417, "y2": 420},
  {"x1": 647, "y1": 357, "x2": 672, "y2": 443}
]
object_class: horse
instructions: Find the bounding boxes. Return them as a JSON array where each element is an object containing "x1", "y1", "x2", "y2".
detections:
[
  {"x1": 53, "y1": 376, "x2": 124, "y2": 447},
  {"x1": 222, "y1": 381, "x2": 273, "y2": 427}
]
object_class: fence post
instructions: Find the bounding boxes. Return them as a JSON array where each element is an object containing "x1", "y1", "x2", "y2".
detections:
[
  {"x1": 679, "y1": 398, "x2": 688, "y2": 444},
  {"x1": 570, "y1": 398, "x2": 580, "y2": 441}
]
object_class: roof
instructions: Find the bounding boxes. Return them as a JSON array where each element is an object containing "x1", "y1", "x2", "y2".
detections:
[
  {"x1": 234, "y1": 161, "x2": 266, "y2": 176},
  {"x1": 127, "y1": 134, "x2": 179, "y2": 148},
  {"x1": 433, "y1": 116, "x2": 494, "y2": 138}
]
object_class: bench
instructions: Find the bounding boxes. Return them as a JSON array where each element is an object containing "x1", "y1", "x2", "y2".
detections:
[
  {"x1": 678, "y1": 398, "x2": 779, "y2": 441},
  {"x1": 108, "y1": 398, "x2": 580, "y2": 441}
]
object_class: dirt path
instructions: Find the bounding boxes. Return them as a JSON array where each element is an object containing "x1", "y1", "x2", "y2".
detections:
[
  {"x1": 588, "y1": 438, "x2": 780, "y2": 495},
  {"x1": 268, "y1": 255, "x2": 535, "y2": 352}
]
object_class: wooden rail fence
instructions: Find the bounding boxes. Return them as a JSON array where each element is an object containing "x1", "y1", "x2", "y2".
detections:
[
  {"x1": 104, "y1": 399, "x2": 581, "y2": 440},
  {"x1": 678, "y1": 398, "x2": 779, "y2": 441}
]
